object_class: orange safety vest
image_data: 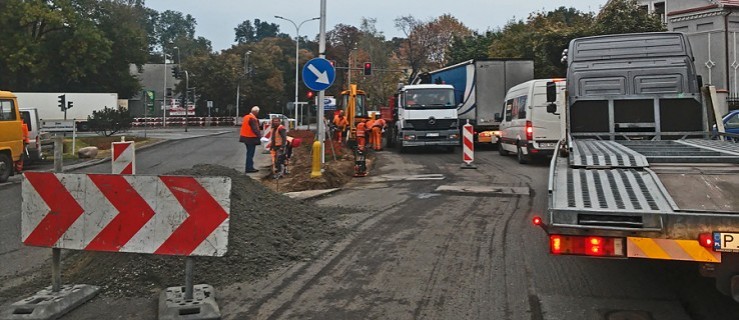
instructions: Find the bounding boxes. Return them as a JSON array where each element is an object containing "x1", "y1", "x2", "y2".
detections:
[
  {"x1": 240, "y1": 114, "x2": 258, "y2": 137},
  {"x1": 271, "y1": 125, "x2": 286, "y2": 147},
  {"x1": 365, "y1": 119, "x2": 375, "y2": 129},
  {"x1": 334, "y1": 115, "x2": 348, "y2": 129},
  {"x1": 356, "y1": 122, "x2": 366, "y2": 137},
  {"x1": 373, "y1": 118, "x2": 386, "y2": 128}
]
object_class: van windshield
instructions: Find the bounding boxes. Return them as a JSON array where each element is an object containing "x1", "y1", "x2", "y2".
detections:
[{"x1": 404, "y1": 89, "x2": 456, "y2": 109}]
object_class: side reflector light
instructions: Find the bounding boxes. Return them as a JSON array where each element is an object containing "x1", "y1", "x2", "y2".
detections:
[{"x1": 532, "y1": 216, "x2": 542, "y2": 226}]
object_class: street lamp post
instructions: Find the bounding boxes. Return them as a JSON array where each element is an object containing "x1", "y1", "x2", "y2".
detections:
[
  {"x1": 275, "y1": 15, "x2": 319, "y2": 124},
  {"x1": 163, "y1": 52, "x2": 169, "y2": 127},
  {"x1": 236, "y1": 50, "x2": 251, "y2": 119}
]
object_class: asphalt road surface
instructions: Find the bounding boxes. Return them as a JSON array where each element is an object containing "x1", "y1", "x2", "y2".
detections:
[{"x1": 2, "y1": 132, "x2": 739, "y2": 319}]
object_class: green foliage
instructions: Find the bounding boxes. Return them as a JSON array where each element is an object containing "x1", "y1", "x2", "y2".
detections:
[
  {"x1": 234, "y1": 19, "x2": 287, "y2": 44},
  {"x1": 594, "y1": 0, "x2": 666, "y2": 35},
  {"x1": 87, "y1": 107, "x2": 133, "y2": 137},
  {"x1": 0, "y1": 0, "x2": 148, "y2": 97},
  {"x1": 448, "y1": 31, "x2": 499, "y2": 65},
  {"x1": 480, "y1": 2, "x2": 663, "y2": 78}
]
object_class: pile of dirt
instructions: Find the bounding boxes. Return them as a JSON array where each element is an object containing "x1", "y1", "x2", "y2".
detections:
[
  {"x1": 260, "y1": 130, "x2": 370, "y2": 193},
  {"x1": 1, "y1": 164, "x2": 348, "y2": 299}
]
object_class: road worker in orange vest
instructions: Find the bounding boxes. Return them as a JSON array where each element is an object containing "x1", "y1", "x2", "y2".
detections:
[
  {"x1": 269, "y1": 117, "x2": 288, "y2": 174},
  {"x1": 356, "y1": 120, "x2": 367, "y2": 150},
  {"x1": 365, "y1": 116, "x2": 376, "y2": 148},
  {"x1": 333, "y1": 110, "x2": 349, "y2": 142},
  {"x1": 371, "y1": 114, "x2": 386, "y2": 151},
  {"x1": 239, "y1": 106, "x2": 262, "y2": 173}
]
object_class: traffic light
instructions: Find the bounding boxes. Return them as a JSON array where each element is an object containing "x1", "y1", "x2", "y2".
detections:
[
  {"x1": 172, "y1": 66, "x2": 180, "y2": 79},
  {"x1": 166, "y1": 87, "x2": 173, "y2": 97},
  {"x1": 363, "y1": 62, "x2": 372, "y2": 76},
  {"x1": 306, "y1": 91, "x2": 315, "y2": 100},
  {"x1": 329, "y1": 60, "x2": 336, "y2": 67},
  {"x1": 67, "y1": 101, "x2": 73, "y2": 110},
  {"x1": 58, "y1": 94, "x2": 66, "y2": 111}
]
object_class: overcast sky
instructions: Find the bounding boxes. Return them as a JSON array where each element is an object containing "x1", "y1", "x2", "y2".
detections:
[{"x1": 145, "y1": 0, "x2": 607, "y2": 51}]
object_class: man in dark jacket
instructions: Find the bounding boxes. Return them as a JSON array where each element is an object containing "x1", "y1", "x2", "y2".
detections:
[{"x1": 239, "y1": 106, "x2": 262, "y2": 173}]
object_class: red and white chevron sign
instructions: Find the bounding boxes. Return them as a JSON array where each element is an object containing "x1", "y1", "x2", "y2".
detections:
[
  {"x1": 112, "y1": 141, "x2": 135, "y2": 174},
  {"x1": 21, "y1": 172, "x2": 231, "y2": 256}
]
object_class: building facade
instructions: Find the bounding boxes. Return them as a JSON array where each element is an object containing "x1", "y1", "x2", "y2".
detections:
[
  {"x1": 634, "y1": 1, "x2": 739, "y2": 93},
  {"x1": 128, "y1": 63, "x2": 180, "y2": 117}
]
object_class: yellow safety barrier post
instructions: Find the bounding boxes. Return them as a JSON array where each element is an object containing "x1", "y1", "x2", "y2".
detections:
[{"x1": 311, "y1": 140, "x2": 322, "y2": 178}]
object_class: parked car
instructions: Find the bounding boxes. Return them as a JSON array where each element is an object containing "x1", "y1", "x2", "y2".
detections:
[{"x1": 722, "y1": 110, "x2": 739, "y2": 135}]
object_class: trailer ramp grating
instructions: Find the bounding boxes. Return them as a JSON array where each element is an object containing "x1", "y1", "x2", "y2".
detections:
[
  {"x1": 559, "y1": 167, "x2": 671, "y2": 213},
  {"x1": 678, "y1": 139, "x2": 739, "y2": 156},
  {"x1": 570, "y1": 140, "x2": 649, "y2": 168}
]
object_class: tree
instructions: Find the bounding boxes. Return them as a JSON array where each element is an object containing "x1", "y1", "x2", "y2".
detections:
[
  {"x1": 394, "y1": 15, "x2": 472, "y2": 81},
  {"x1": 88, "y1": 107, "x2": 133, "y2": 136},
  {"x1": 0, "y1": 0, "x2": 148, "y2": 97},
  {"x1": 594, "y1": 0, "x2": 665, "y2": 35},
  {"x1": 448, "y1": 31, "x2": 499, "y2": 65},
  {"x1": 326, "y1": 24, "x2": 362, "y2": 91},
  {"x1": 487, "y1": 7, "x2": 595, "y2": 78},
  {"x1": 234, "y1": 19, "x2": 286, "y2": 44}
]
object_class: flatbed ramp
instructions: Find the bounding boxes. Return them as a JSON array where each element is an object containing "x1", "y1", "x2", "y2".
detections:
[{"x1": 553, "y1": 139, "x2": 739, "y2": 229}]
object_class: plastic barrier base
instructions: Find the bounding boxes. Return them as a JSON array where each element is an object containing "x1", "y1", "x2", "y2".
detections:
[
  {"x1": 158, "y1": 284, "x2": 220, "y2": 320},
  {"x1": 0, "y1": 284, "x2": 99, "y2": 320}
]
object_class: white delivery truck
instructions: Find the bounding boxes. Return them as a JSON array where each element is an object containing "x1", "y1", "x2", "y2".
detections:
[
  {"x1": 14, "y1": 92, "x2": 119, "y2": 131},
  {"x1": 418, "y1": 60, "x2": 534, "y2": 143}
]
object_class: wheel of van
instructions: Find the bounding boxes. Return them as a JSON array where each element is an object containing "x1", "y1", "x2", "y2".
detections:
[
  {"x1": 517, "y1": 146, "x2": 529, "y2": 164},
  {"x1": 498, "y1": 141, "x2": 509, "y2": 156},
  {"x1": 0, "y1": 153, "x2": 11, "y2": 183}
]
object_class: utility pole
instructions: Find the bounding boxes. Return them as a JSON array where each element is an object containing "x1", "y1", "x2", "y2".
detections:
[{"x1": 318, "y1": 0, "x2": 327, "y2": 165}]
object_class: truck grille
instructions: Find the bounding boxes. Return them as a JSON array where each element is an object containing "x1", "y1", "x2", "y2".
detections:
[{"x1": 407, "y1": 119, "x2": 455, "y2": 130}]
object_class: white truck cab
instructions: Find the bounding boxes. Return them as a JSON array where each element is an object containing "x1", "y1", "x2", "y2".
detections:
[{"x1": 388, "y1": 84, "x2": 460, "y2": 152}]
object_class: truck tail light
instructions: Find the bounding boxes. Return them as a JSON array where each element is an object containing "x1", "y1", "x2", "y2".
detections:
[
  {"x1": 549, "y1": 235, "x2": 625, "y2": 257},
  {"x1": 525, "y1": 120, "x2": 533, "y2": 141},
  {"x1": 698, "y1": 233, "x2": 713, "y2": 248}
]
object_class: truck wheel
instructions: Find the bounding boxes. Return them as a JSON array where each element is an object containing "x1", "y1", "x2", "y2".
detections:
[
  {"x1": 0, "y1": 153, "x2": 11, "y2": 183},
  {"x1": 498, "y1": 142, "x2": 509, "y2": 156},
  {"x1": 517, "y1": 146, "x2": 529, "y2": 164}
]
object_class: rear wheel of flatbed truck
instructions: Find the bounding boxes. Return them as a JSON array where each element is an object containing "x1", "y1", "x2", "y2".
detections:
[
  {"x1": 0, "y1": 153, "x2": 11, "y2": 183},
  {"x1": 708, "y1": 253, "x2": 739, "y2": 301}
]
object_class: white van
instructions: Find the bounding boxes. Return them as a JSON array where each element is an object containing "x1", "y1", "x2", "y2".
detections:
[
  {"x1": 497, "y1": 79, "x2": 565, "y2": 163},
  {"x1": 19, "y1": 108, "x2": 51, "y2": 162}
]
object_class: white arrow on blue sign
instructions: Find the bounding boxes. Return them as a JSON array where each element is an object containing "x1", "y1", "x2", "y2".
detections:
[{"x1": 302, "y1": 58, "x2": 335, "y2": 91}]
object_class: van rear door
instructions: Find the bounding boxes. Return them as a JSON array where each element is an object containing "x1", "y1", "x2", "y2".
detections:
[{"x1": 530, "y1": 81, "x2": 563, "y2": 145}]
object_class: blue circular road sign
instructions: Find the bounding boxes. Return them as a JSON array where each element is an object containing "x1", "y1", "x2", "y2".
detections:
[{"x1": 302, "y1": 58, "x2": 336, "y2": 91}]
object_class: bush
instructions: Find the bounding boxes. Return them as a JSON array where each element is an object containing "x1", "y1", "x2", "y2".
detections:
[{"x1": 87, "y1": 107, "x2": 133, "y2": 136}]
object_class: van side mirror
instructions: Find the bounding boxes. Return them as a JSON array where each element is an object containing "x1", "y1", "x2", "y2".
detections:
[
  {"x1": 546, "y1": 103, "x2": 557, "y2": 114},
  {"x1": 546, "y1": 81, "x2": 557, "y2": 103},
  {"x1": 494, "y1": 113, "x2": 502, "y2": 122}
]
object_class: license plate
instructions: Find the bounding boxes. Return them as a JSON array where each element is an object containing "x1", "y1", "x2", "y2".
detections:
[
  {"x1": 539, "y1": 142, "x2": 555, "y2": 148},
  {"x1": 714, "y1": 232, "x2": 739, "y2": 252},
  {"x1": 426, "y1": 132, "x2": 439, "y2": 137}
]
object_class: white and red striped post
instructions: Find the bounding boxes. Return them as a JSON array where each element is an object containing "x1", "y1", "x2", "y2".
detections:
[
  {"x1": 461, "y1": 120, "x2": 477, "y2": 169},
  {"x1": 112, "y1": 138, "x2": 135, "y2": 174}
]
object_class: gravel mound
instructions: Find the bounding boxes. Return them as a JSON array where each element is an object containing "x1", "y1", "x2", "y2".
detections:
[{"x1": 54, "y1": 164, "x2": 348, "y2": 298}]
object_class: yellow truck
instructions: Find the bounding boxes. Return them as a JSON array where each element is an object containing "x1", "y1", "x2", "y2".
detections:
[{"x1": 0, "y1": 90, "x2": 25, "y2": 182}]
